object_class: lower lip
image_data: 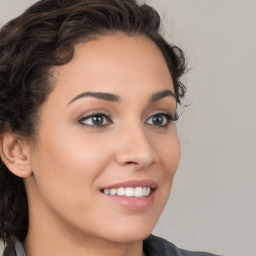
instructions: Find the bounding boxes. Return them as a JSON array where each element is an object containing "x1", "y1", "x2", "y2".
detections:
[{"x1": 101, "y1": 190, "x2": 156, "y2": 210}]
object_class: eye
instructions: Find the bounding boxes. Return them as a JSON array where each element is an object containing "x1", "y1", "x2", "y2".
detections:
[
  {"x1": 78, "y1": 113, "x2": 112, "y2": 127},
  {"x1": 146, "y1": 113, "x2": 178, "y2": 128}
]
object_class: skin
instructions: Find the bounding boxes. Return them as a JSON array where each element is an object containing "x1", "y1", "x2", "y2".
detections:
[{"x1": 10, "y1": 34, "x2": 181, "y2": 256}]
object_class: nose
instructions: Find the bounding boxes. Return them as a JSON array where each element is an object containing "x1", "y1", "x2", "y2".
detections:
[{"x1": 114, "y1": 125, "x2": 159, "y2": 170}]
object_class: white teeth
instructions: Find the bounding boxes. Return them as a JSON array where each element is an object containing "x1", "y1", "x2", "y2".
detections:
[
  {"x1": 110, "y1": 188, "x2": 117, "y2": 195},
  {"x1": 125, "y1": 187, "x2": 134, "y2": 197},
  {"x1": 104, "y1": 189, "x2": 110, "y2": 195},
  {"x1": 146, "y1": 187, "x2": 150, "y2": 196},
  {"x1": 103, "y1": 187, "x2": 151, "y2": 197},
  {"x1": 134, "y1": 187, "x2": 143, "y2": 197},
  {"x1": 117, "y1": 187, "x2": 125, "y2": 196}
]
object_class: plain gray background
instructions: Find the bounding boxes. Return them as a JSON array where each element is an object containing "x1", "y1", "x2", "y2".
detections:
[{"x1": 0, "y1": 0, "x2": 255, "y2": 256}]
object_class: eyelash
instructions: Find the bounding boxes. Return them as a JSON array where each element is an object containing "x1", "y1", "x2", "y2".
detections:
[
  {"x1": 146, "y1": 112, "x2": 179, "y2": 128},
  {"x1": 78, "y1": 112, "x2": 179, "y2": 129},
  {"x1": 78, "y1": 112, "x2": 112, "y2": 128}
]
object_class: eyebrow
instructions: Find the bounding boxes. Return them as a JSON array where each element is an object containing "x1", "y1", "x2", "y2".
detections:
[
  {"x1": 150, "y1": 89, "x2": 176, "y2": 103},
  {"x1": 68, "y1": 89, "x2": 176, "y2": 105},
  {"x1": 68, "y1": 91, "x2": 121, "y2": 105}
]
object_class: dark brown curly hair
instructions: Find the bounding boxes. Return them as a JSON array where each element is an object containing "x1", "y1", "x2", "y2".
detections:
[{"x1": 0, "y1": 0, "x2": 186, "y2": 243}]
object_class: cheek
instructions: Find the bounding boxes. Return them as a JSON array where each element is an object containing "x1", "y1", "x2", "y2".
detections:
[
  {"x1": 157, "y1": 129, "x2": 181, "y2": 176},
  {"x1": 154, "y1": 129, "x2": 181, "y2": 203},
  {"x1": 29, "y1": 130, "x2": 113, "y2": 212},
  {"x1": 165, "y1": 138, "x2": 181, "y2": 175}
]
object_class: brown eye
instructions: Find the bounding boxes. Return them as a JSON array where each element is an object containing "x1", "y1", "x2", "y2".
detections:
[
  {"x1": 91, "y1": 115, "x2": 104, "y2": 125},
  {"x1": 151, "y1": 115, "x2": 165, "y2": 126},
  {"x1": 146, "y1": 113, "x2": 177, "y2": 128},
  {"x1": 79, "y1": 113, "x2": 112, "y2": 127}
]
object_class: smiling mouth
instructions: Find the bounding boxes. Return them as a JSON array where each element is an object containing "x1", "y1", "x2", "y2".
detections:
[
  {"x1": 100, "y1": 180, "x2": 157, "y2": 210},
  {"x1": 100, "y1": 187, "x2": 152, "y2": 197}
]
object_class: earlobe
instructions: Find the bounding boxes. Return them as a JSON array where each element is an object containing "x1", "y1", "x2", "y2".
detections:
[{"x1": 0, "y1": 132, "x2": 32, "y2": 178}]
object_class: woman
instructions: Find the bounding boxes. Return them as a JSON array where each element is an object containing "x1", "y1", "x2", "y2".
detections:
[{"x1": 0, "y1": 0, "x2": 220, "y2": 255}]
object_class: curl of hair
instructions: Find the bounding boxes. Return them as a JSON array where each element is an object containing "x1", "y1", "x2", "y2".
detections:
[{"x1": 0, "y1": 0, "x2": 187, "y2": 243}]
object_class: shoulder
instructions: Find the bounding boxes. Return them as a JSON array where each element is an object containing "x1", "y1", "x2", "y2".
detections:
[
  {"x1": 3, "y1": 235, "x2": 222, "y2": 256},
  {"x1": 3, "y1": 242, "x2": 16, "y2": 256},
  {"x1": 143, "y1": 235, "x2": 222, "y2": 256},
  {"x1": 3, "y1": 239, "x2": 26, "y2": 256}
]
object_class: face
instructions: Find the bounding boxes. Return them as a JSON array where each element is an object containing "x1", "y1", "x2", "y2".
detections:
[{"x1": 25, "y1": 34, "x2": 181, "y2": 244}]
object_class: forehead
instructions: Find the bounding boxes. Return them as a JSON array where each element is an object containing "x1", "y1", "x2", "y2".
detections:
[{"x1": 50, "y1": 34, "x2": 174, "y2": 101}]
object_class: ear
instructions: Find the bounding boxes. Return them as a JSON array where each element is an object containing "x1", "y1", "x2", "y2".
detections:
[{"x1": 0, "y1": 132, "x2": 32, "y2": 178}]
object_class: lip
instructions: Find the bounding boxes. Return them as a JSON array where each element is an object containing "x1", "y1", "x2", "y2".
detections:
[
  {"x1": 100, "y1": 179, "x2": 157, "y2": 210},
  {"x1": 100, "y1": 179, "x2": 158, "y2": 190}
]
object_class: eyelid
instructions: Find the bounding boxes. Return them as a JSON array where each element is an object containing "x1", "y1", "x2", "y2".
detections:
[
  {"x1": 145, "y1": 111, "x2": 179, "y2": 128},
  {"x1": 146, "y1": 110, "x2": 179, "y2": 121},
  {"x1": 76, "y1": 109, "x2": 110, "y2": 120},
  {"x1": 77, "y1": 111, "x2": 112, "y2": 128}
]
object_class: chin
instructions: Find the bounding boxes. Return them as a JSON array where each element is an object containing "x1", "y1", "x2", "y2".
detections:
[{"x1": 100, "y1": 219, "x2": 157, "y2": 244}]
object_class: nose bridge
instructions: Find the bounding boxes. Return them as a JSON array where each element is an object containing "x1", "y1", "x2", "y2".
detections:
[{"x1": 114, "y1": 119, "x2": 159, "y2": 168}]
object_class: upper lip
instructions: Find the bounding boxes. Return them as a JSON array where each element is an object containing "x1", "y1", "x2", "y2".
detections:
[{"x1": 100, "y1": 179, "x2": 158, "y2": 190}]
